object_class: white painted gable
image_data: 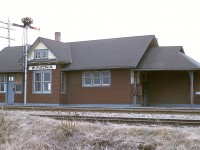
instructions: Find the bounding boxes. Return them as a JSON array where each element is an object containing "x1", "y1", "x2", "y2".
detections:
[{"x1": 28, "y1": 41, "x2": 57, "y2": 61}]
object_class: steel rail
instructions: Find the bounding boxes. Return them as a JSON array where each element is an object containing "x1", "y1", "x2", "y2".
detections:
[{"x1": 31, "y1": 114, "x2": 200, "y2": 126}]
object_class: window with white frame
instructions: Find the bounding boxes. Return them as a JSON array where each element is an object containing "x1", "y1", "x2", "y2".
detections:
[
  {"x1": 43, "y1": 73, "x2": 51, "y2": 93},
  {"x1": 33, "y1": 71, "x2": 51, "y2": 94},
  {"x1": 35, "y1": 51, "x2": 40, "y2": 59},
  {"x1": 93, "y1": 71, "x2": 101, "y2": 86},
  {"x1": 83, "y1": 71, "x2": 111, "y2": 87},
  {"x1": 34, "y1": 49, "x2": 48, "y2": 59},
  {"x1": 0, "y1": 75, "x2": 6, "y2": 93},
  {"x1": 83, "y1": 72, "x2": 92, "y2": 86},
  {"x1": 102, "y1": 71, "x2": 111, "y2": 85}
]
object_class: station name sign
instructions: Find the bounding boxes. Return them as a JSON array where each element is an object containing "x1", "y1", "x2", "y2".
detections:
[{"x1": 29, "y1": 65, "x2": 56, "y2": 70}]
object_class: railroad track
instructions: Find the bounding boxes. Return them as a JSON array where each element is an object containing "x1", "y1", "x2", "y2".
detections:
[
  {"x1": 30, "y1": 114, "x2": 200, "y2": 126},
  {"x1": 2, "y1": 105, "x2": 200, "y2": 115},
  {"x1": 2, "y1": 105, "x2": 200, "y2": 126}
]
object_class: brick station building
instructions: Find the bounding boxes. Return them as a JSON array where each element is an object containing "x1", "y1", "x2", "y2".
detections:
[{"x1": 0, "y1": 33, "x2": 200, "y2": 107}]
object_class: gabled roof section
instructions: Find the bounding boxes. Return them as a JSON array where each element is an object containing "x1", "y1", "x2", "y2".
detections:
[
  {"x1": 29, "y1": 37, "x2": 72, "y2": 63},
  {"x1": 0, "y1": 46, "x2": 23, "y2": 72},
  {"x1": 137, "y1": 46, "x2": 200, "y2": 70},
  {"x1": 63, "y1": 35, "x2": 155, "y2": 71}
]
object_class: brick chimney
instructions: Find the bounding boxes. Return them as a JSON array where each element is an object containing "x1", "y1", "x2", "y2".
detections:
[{"x1": 55, "y1": 32, "x2": 61, "y2": 42}]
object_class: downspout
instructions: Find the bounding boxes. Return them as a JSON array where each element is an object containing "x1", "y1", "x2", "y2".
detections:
[
  {"x1": 189, "y1": 71, "x2": 194, "y2": 107},
  {"x1": 133, "y1": 71, "x2": 137, "y2": 107}
]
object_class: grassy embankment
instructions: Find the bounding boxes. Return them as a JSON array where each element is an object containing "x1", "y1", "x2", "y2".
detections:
[{"x1": 1, "y1": 109, "x2": 200, "y2": 150}]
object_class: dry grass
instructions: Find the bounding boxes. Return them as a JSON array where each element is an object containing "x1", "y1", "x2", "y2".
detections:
[
  {"x1": 0, "y1": 110, "x2": 200, "y2": 150},
  {"x1": 60, "y1": 116, "x2": 78, "y2": 137}
]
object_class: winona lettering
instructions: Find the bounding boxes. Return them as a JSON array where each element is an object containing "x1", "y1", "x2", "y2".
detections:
[{"x1": 29, "y1": 65, "x2": 56, "y2": 70}]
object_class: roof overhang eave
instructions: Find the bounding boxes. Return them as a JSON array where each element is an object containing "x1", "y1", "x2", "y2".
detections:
[
  {"x1": 134, "y1": 68, "x2": 200, "y2": 71},
  {"x1": 61, "y1": 66, "x2": 136, "y2": 71},
  {"x1": 0, "y1": 70, "x2": 24, "y2": 73}
]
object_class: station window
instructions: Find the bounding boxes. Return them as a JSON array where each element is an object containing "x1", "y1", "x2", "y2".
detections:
[
  {"x1": 15, "y1": 74, "x2": 22, "y2": 93},
  {"x1": 34, "y1": 49, "x2": 48, "y2": 59},
  {"x1": 33, "y1": 71, "x2": 52, "y2": 94},
  {"x1": 83, "y1": 71, "x2": 111, "y2": 87},
  {"x1": 83, "y1": 71, "x2": 92, "y2": 86},
  {"x1": 0, "y1": 75, "x2": 6, "y2": 93},
  {"x1": 102, "y1": 71, "x2": 111, "y2": 85},
  {"x1": 93, "y1": 71, "x2": 101, "y2": 86}
]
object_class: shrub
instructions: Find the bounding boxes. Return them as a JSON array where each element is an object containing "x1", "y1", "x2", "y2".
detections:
[{"x1": 60, "y1": 116, "x2": 77, "y2": 137}]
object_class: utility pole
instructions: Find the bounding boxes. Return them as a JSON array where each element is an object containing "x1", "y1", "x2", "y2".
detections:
[{"x1": 0, "y1": 18, "x2": 15, "y2": 47}]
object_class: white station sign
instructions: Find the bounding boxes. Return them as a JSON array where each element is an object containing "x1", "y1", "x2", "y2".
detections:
[{"x1": 29, "y1": 65, "x2": 56, "y2": 70}]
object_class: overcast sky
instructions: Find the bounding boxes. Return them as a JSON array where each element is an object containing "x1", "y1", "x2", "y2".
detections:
[{"x1": 0, "y1": 0, "x2": 200, "y2": 61}]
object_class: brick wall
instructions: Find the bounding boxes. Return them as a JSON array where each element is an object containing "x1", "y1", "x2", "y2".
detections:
[
  {"x1": 0, "y1": 92, "x2": 23, "y2": 104},
  {"x1": 65, "y1": 69, "x2": 132, "y2": 104},
  {"x1": 14, "y1": 94, "x2": 24, "y2": 103},
  {"x1": 27, "y1": 65, "x2": 61, "y2": 104},
  {"x1": 2, "y1": 69, "x2": 200, "y2": 105},
  {"x1": 0, "y1": 94, "x2": 5, "y2": 102}
]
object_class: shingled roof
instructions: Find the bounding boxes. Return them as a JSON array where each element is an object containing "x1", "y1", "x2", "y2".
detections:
[
  {"x1": 137, "y1": 46, "x2": 200, "y2": 70},
  {"x1": 1, "y1": 35, "x2": 200, "y2": 72},
  {"x1": 63, "y1": 35, "x2": 155, "y2": 71},
  {"x1": 29, "y1": 37, "x2": 72, "y2": 63},
  {"x1": 0, "y1": 46, "x2": 23, "y2": 72}
]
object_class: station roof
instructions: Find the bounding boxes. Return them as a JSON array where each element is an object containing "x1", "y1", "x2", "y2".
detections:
[
  {"x1": 63, "y1": 35, "x2": 156, "y2": 71},
  {"x1": 1, "y1": 35, "x2": 200, "y2": 73},
  {"x1": 0, "y1": 46, "x2": 23, "y2": 72},
  {"x1": 136, "y1": 46, "x2": 200, "y2": 70}
]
